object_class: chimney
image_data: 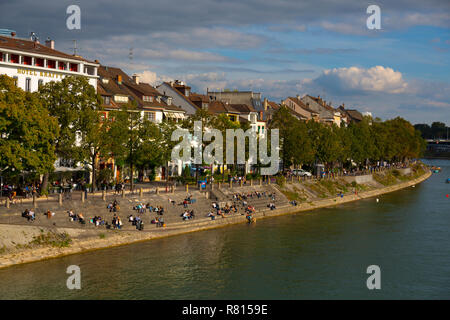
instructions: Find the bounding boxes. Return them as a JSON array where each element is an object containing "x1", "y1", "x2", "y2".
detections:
[
  {"x1": 263, "y1": 98, "x2": 268, "y2": 111},
  {"x1": 259, "y1": 111, "x2": 263, "y2": 120},
  {"x1": 132, "y1": 74, "x2": 140, "y2": 84},
  {"x1": 10, "y1": 32, "x2": 16, "y2": 37},
  {"x1": 296, "y1": 94, "x2": 300, "y2": 100},
  {"x1": 45, "y1": 37, "x2": 54, "y2": 49},
  {"x1": 117, "y1": 75, "x2": 122, "y2": 85}
]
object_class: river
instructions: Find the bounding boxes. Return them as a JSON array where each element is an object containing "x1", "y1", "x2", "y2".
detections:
[{"x1": 0, "y1": 159, "x2": 449, "y2": 299}]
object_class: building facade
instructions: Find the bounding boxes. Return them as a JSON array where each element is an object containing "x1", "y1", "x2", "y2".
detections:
[{"x1": 0, "y1": 34, "x2": 98, "y2": 93}]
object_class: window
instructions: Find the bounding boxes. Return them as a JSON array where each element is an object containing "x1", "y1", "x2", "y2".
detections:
[
  {"x1": 58, "y1": 62, "x2": 66, "y2": 70},
  {"x1": 47, "y1": 60, "x2": 56, "y2": 69},
  {"x1": 23, "y1": 56, "x2": 32, "y2": 65},
  {"x1": 99, "y1": 112, "x2": 107, "y2": 122},
  {"x1": 115, "y1": 95, "x2": 128, "y2": 103},
  {"x1": 69, "y1": 63, "x2": 78, "y2": 72},
  {"x1": 85, "y1": 66, "x2": 95, "y2": 75},
  {"x1": 147, "y1": 112, "x2": 156, "y2": 122},
  {"x1": 38, "y1": 79, "x2": 44, "y2": 89},
  {"x1": 35, "y1": 58, "x2": 44, "y2": 67},
  {"x1": 25, "y1": 78, "x2": 31, "y2": 92},
  {"x1": 0, "y1": 52, "x2": 3, "y2": 62},
  {"x1": 103, "y1": 96, "x2": 110, "y2": 105},
  {"x1": 143, "y1": 96, "x2": 153, "y2": 102},
  {"x1": 12, "y1": 76, "x2": 18, "y2": 86},
  {"x1": 10, "y1": 54, "x2": 19, "y2": 63}
]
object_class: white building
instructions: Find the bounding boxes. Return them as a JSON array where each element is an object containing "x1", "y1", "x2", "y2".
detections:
[
  {"x1": 0, "y1": 32, "x2": 99, "y2": 180},
  {"x1": 0, "y1": 34, "x2": 99, "y2": 93}
]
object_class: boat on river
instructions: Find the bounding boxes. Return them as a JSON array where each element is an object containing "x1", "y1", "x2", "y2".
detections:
[{"x1": 431, "y1": 166, "x2": 441, "y2": 173}]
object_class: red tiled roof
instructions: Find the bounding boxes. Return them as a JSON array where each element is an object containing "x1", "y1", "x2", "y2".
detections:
[{"x1": 0, "y1": 35, "x2": 96, "y2": 63}]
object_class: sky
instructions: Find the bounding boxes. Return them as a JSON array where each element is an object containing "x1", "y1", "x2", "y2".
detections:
[{"x1": 0, "y1": 0, "x2": 449, "y2": 125}]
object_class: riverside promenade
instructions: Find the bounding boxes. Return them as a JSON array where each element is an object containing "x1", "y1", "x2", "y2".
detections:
[{"x1": 0, "y1": 168, "x2": 431, "y2": 269}]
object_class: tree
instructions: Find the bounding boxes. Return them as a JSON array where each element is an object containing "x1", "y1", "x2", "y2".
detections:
[
  {"x1": 270, "y1": 106, "x2": 297, "y2": 171},
  {"x1": 107, "y1": 106, "x2": 166, "y2": 191},
  {"x1": 0, "y1": 75, "x2": 58, "y2": 182},
  {"x1": 39, "y1": 76, "x2": 100, "y2": 192}
]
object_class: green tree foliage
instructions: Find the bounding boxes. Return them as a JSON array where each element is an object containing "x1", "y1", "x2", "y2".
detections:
[
  {"x1": 39, "y1": 76, "x2": 104, "y2": 191},
  {"x1": 0, "y1": 75, "x2": 58, "y2": 179},
  {"x1": 270, "y1": 107, "x2": 425, "y2": 170},
  {"x1": 107, "y1": 106, "x2": 166, "y2": 190}
]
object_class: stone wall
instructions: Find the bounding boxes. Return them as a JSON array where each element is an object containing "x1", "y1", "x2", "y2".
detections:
[{"x1": 342, "y1": 174, "x2": 374, "y2": 184}]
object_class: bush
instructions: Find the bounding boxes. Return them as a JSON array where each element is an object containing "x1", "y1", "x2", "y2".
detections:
[
  {"x1": 392, "y1": 169, "x2": 401, "y2": 177},
  {"x1": 276, "y1": 176, "x2": 286, "y2": 187},
  {"x1": 30, "y1": 231, "x2": 72, "y2": 248}
]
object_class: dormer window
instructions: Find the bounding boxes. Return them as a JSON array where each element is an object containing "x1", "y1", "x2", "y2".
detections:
[
  {"x1": 156, "y1": 96, "x2": 161, "y2": 103},
  {"x1": 167, "y1": 97, "x2": 172, "y2": 105},
  {"x1": 101, "y1": 78, "x2": 109, "y2": 84},
  {"x1": 103, "y1": 96, "x2": 111, "y2": 105},
  {"x1": 115, "y1": 95, "x2": 128, "y2": 103}
]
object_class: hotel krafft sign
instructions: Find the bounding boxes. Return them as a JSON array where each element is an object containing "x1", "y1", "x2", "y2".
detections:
[{"x1": 17, "y1": 68, "x2": 64, "y2": 79}]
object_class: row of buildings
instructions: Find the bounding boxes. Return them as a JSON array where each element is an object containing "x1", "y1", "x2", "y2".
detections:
[{"x1": 0, "y1": 30, "x2": 368, "y2": 182}]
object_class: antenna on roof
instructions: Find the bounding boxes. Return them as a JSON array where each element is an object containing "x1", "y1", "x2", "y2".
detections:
[
  {"x1": 129, "y1": 47, "x2": 133, "y2": 68},
  {"x1": 30, "y1": 32, "x2": 39, "y2": 42},
  {"x1": 71, "y1": 39, "x2": 78, "y2": 55}
]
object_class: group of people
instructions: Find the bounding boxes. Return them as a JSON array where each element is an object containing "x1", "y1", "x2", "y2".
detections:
[
  {"x1": 90, "y1": 215, "x2": 106, "y2": 227},
  {"x1": 68, "y1": 210, "x2": 85, "y2": 224},
  {"x1": 114, "y1": 182, "x2": 126, "y2": 194},
  {"x1": 111, "y1": 214, "x2": 123, "y2": 229},
  {"x1": 21, "y1": 209, "x2": 35, "y2": 221},
  {"x1": 181, "y1": 210, "x2": 195, "y2": 220},
  {"x1": 132, "y1": 203, "x2": 164, "y2": 215},
  {"x1": 107, "y1": 200, "x2": 120, "y2": 212},
  {"x1": 151, "y1": 216, "x2": 165, "y2": 227},
  {"x1": 128, "y1": 215, "x2": 144, "y2": 230},
  {"x1": 210, "y1": 202, "x2": 238, "y2": 219},
  {"x1": 181, "y1": 195, "x2": 196, "y2": 208}
]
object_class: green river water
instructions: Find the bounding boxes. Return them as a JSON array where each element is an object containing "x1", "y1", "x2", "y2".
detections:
[{"x1": 0, "y1": 159, "x2": 449, "y2": 299}]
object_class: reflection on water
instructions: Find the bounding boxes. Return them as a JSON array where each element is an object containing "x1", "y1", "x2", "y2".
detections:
[{"x1": 0, "y1": 160, "x2": 449, "y2": 299}]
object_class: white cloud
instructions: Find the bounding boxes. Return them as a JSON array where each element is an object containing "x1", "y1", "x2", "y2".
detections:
[
  {"x1": 316, "y1": 66, "x2": 408, "y2": 94},
  {"x1": 137, "y1": 70, "x2": 173, "y2": 86}
]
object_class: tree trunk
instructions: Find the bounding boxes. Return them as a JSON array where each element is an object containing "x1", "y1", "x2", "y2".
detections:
[
  {"x1": 41, "y1": 173, "x2": 49, "y2": 196},
  {"x1": 91, "y1": 153, "x2": 97, "y2": 193},
  {"x1": 130, "y1": 162, "x2": 134, "y2": 192}
]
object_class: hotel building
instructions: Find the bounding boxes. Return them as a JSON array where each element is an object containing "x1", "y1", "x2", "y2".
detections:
[{"x1": 0, "y1": 33, "x2": 98, "y2": 93}]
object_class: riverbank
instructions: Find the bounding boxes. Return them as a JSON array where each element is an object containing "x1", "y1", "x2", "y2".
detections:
[{"x1": 0, "y1": 169, "x2": 432, "y2": 269}]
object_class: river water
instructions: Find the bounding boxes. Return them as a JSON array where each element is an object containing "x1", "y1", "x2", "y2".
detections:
[{"x1": 0, "y1": 159, "x2": 449, "y2": 299}]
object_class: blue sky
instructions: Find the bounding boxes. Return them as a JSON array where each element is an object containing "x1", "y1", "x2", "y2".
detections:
[{"x1": 0, "y1": 0, "x2": 449, "y2": 124}]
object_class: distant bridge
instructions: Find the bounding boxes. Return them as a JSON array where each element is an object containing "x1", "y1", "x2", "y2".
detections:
[{"x1": 426, "y1": 140, "x2": 450, "y2": 153}]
